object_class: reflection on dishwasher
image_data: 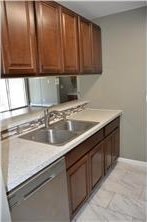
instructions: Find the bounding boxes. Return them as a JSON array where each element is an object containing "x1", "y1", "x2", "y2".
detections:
[{"x1": 8, "y1": 158, "x2": 70, "y2": 222}]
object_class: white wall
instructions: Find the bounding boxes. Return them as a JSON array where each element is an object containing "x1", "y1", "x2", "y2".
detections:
[{"x1": 79, "y1": 7, "x2": 146, "y2": 161}]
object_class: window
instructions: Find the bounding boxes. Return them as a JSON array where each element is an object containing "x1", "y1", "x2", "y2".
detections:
[
  {"x1": 0, "y1": 79, "x2": 9, "y2": 112},
  {"x1": 0, "y1": 78, "x2": 28, "y2": 112}
]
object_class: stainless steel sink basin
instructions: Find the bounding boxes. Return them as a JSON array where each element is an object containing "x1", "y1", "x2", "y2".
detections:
[
  {"x1": 20, "y1": 128, "x2": 78, "y2": 145},
  {"x1": 20, "y1": 120, "x2": 98, "y2": 146},
  {"x1": 50, "y1": 119, "x2": 98, "y2": 133}
]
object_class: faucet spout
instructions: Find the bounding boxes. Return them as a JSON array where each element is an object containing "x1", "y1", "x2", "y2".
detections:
[
  {"x1": 44, "y1": 109, "x2": 50, "y2": 128},
  {"x1": 44, "y1": 108, "x2": 67, "y2": 128}
]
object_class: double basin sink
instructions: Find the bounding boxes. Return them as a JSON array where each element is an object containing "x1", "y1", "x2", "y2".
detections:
[{"x1": 20, "y1": 119, "x2": 98, "y2": 146}]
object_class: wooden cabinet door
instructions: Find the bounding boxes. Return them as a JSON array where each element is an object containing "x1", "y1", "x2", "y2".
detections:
[
  {"x1": 112, "y1": 128, "x2": 120, "y2": 163},
  {"x1": 2, "y1": 1, "x2": 37, "y2": 75},
  {"x1": 104, "y1": 134, "x2": 112, "y2": 174},
  {"x1": 89, "y1": 142, "x2": 104, "y2": 191},
  {"x1": 60, "y1": 7, "x2": 79, "y2": 73},
  {"x1": 78, "y1": 17, "x2": 93, "y2": 73},
  {"x1": 35, "y1": 2, "x2": 62, "y2": 74},
  {"x1": 67, "y1": 155, "x2": 89, "y2": 216},
  {"x1": 92, "y1": 24, "x2": 102, "y2": 74}
]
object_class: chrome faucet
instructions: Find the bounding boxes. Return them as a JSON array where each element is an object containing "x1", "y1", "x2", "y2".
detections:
[
  {"x1": 44, "y1": 108, "x2": 67, "y2": 128},
  {"x1": 44, "y1": 109, "x2": 50, "y2": 128}
]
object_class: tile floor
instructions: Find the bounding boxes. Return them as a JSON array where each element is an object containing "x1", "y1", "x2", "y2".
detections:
[{"x1": 72, "y1": 161, "x2": 147, "y2": 222}]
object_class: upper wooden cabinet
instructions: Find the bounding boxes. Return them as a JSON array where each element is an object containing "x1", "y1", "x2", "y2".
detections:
[
  {"x1": 35, "y1": 1, "x2": 62, "y2": 74},
  {"x1": 60, "y1": 7, "x2": 79, "y2": 73},
  {"x1": 2, "y1": 1, "x2": 37, "y2": 75},
  {"x1": 78, "y1": 17, "x2": 93, "y2": 73},
  {"x1": 78, "y1": 17, "x2": 102, "y2": 74},
  {"x1": 1, "y1": 1, "x2": 102, "y2": 77},
  {"x1": 91, "y1": 24, "x2": 102, "y2": 74}
]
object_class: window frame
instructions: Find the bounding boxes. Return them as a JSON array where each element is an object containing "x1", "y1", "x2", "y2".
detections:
[{"x1": 0, "y1": 78, "x2": 29, "y2": 113}]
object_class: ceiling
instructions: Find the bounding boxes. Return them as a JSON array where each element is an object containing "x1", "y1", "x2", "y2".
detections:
[{"x1": 58, "y1": 1, "x2": 146, "y2": 20}]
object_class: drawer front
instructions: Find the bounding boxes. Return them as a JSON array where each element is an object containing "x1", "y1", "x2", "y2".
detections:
[
  {"x1": 105, "y1": 117, "x2": 120, "y2": 137},
  {"x1": 66, "y1": 129, "x2": 104, "y2": 169}
]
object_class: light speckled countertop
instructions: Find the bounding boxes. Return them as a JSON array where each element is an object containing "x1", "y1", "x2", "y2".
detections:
[{"x1": 1, "y1": 108, "x2": 122, "y2": 192}]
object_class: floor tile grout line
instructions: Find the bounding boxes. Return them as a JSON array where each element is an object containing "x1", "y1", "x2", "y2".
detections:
[
  {"x1": 74, "y1": 162, "x2": 147, "y2": 222},
  {"x1": 89, "y1": 189, "x2": 115, "y2": 209},
  {"x1": 106, "y1": 200, "x2": 144, "y2": 221},
  {"x1": 102, "y1": 177, "x2": 144, "y2": 201},
  {"x1": 89, "y1": 199, "x2": 134, "y2": 221},
  {"x1": 105, "y1": 191, "x2": 116, "y2": 209},
  {"x1": 107, "y1": 193, "x2": 146, "y2": 221}
]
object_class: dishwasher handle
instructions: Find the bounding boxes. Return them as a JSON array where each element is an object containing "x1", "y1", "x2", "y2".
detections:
[
  {"x1": 24, "y1": 174, "x2": 56, "y2": 200},
  {"x1": 8, "y1": 158, "x2": 66, "y2": 210}
]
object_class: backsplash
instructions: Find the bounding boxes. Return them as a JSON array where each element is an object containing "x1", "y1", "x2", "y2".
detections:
[{"x1": 1, "y1": 101, "x2": 88, "y2": 141}]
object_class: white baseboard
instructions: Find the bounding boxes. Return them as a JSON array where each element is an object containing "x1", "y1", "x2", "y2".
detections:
[{"x1": 118, "y1": 157, "x2": 147, "y2": 167}]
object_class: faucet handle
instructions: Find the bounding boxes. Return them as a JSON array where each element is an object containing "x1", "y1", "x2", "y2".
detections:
[{"x1": 60, "y1": 110, "x2": 67, "y2": 120}]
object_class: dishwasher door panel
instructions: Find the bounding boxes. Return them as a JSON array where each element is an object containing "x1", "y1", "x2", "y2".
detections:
[{"x1": 10, "y1": 165, "x2": 70, "y2": 222}]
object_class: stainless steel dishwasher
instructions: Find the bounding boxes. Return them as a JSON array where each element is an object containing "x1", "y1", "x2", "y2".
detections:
[{"x1": 8, "y1": 157, "x2": 70, "y2": 222}]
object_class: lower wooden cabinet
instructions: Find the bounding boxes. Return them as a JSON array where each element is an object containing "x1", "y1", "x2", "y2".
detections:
[
  {"x1": 66, "y1": 117, "x2": 120, "y2": 219},
  {"x1": 89, "y1": 142, "x2": 104, "y2": 191},
  {"x1": 67, "y1": 155, "x2": 89, "y2": 216},
  {"x1": 104, "y1": 127, "x2": 120, "y2": 174},
  {"x1": 66, "y1": 143, "x2": 104, "y2": 218},
  {"x1": 112, "y1": 128, "x2": 120, "y2": 163},
  {"x1": 104, "y1": 134, "x2": 113, "y2": 173}
]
